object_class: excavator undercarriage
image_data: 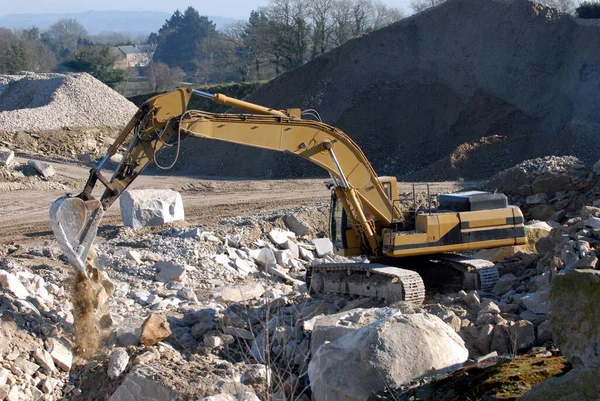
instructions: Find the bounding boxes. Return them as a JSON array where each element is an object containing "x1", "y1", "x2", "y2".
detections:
[{"x1": 49, "y1": 87, "x2": 526, "y2": 307}]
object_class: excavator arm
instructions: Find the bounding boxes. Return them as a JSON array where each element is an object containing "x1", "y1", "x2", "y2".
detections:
[{"x1": 50, "y1": 87, "x2": 398, "y2": 276}]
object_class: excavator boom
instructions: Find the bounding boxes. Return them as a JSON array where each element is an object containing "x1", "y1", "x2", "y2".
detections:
[{"x1": 50, "y1": 87, "x2": 525, "y2": 304}]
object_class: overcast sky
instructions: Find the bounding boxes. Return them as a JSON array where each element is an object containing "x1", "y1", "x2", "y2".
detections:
[{"x1": 0, "y1": 0, "x2": 414, "y2": 18}]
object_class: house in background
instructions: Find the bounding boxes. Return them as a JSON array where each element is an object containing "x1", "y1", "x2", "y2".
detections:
[{"x1": 111, "y1": 44, "x2": 155, "y2": 70}]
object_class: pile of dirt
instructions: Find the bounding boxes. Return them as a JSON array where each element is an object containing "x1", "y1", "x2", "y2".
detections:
[
  {"x1": 0, "y1": 72, "x2": 138, "y2": 133},
  {"x1": 161, "y1": 0, "x2": 600, "y2": 180}
]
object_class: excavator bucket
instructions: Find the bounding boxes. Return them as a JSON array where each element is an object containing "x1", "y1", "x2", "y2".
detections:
[{"x1": 49, "y1": 195, "x2": 104, "y2": 277}]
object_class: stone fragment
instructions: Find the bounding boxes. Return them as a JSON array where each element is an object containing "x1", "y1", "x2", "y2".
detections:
[
  {"x1": 312, "y1": 238, "x2": 333, "y2": 257},
  {"x1": 268, "y1": 228, "x2": 296, "y2": 247},
  {"x1": 222, "y1": 326, "x2": 254, "y2": 340},
  {"x1": 108, "y1": 348, "x2": 129, "y2": 379},
  {"x1": 492, "y1": 274, "x2": 518, "y2": 295},
  {"x1": 463, "y1": 291, "x2": 481, "y2": 310},
  {"x1": 27, "y1": 160, "x2": 55, "y2": 178},
  {"x1": 490, "y1": 323, "x2": 511, "y2": 354},
  {"x1": 0, "y1": 150, "x2": 14, "y2": 166},
  {"x1": 114, "y1": 327, "x2": 142, "y2": 346},
  {"x1": 31, "y1": 387, "x2": 43, "y2": 401},
  {"x1": 13, "y1": 358, "x2": 39, "y2": 376},
  {"x1": 140, "y1": 314, "x2": 172, "y2": 346},
  {"x1": 0, "y1": 271, "x2": 29, "y2": 299},
  {"x1": 154, "y1": 260, "x2": 186, "y2": 282},
  {"x1": 203, "y1": 334, "x2": 223, "y2": 349},
  {"x1": 127, "y1": 250, "x2": 143, "y2": 264},
  {"x1": 108, "y1": 367, "x2": 176, "y2": 401},
  {"x1": 525, "y1": 221, "x2": 552, "y2": 253},
  {"x1": 509, "y1": 320, "x2": 535, "y2": 351},
  {"x1": 241, "y1": 364, "x2": 271, "y2": 386},
  {"x1": 41, "y1": 378, "x2": 57, "y2": 394},
  {"x1": 0, "y1": 368, "x2": 7, "y2": 386},
  {"x1": 33, "y1": 348, "x2": 56, "y2": 372},
  {"x1": 583, "y1": 216, "x2": 600, "y2": 229},
  {"x1": 308, "y1": 313, "x2": 468, "y2": 401},
  {"x1": 284, "y1": 239, "x2": 300, "y2": 258},
  {"x1": 45, "y1": 338, "x2": 73, "y2": 372},
  {"x1": 6, "y1": 386, "x2": 18, "y2": 401},
  {"x1": 215, "y1": 282, "x2": 265, "y2": 303},
  {"x1": 234, "y1": 258, "x2": 256, "y2": 276},
  {"x1": 133, "y1": 350, "x2": 159, "y2": 366},
  {"x1": 520, "y1": 291, "x2": 550, "y2": 315},
  {"x1": 284, "y1": 214, "x2": 312, "y2": 236},
  {"x1": 120, "y1": 189, "x2": 184, "y2": 228},
  {"x1": 475, "y1": 324, "x2": 494, "y2": 354},
  {"x1": 274, "y1": 249, "x2": 293, "y2": 266},
  {"x1": 536, "y1": 319, "x2": 552, "y2": 343},
  {"x1": 550, "y1": 269, "x2": 600, "y2": 367},
  {"x1": 525, "y1": 193, "x2": 547, "y2": 204},
  {"x1": 248, "y1": 247, "x2": 276, "y2": 267},
  {"x1": 298, "y1": 246, "x2": 315, "y2": 261}
]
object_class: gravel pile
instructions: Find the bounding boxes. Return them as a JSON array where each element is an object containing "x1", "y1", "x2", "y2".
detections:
[
  {"x1": 161, "y1": 0, "x2": 600, "y2": 180},
  {"x1": 0, "y1": 72, "x2": 138, "y2": 133}
]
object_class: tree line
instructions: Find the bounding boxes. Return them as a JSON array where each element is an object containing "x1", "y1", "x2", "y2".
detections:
[
  {"x1": 0, "y1": 19, "x2": 126, "y2": 87},
  {"x1": 149, "y1": 0, "x2": 403, "y2": 85}
]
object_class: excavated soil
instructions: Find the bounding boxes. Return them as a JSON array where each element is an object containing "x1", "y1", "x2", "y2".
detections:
[{"x1": 158, "y1": 0, "x2": 600, "y2": 181}]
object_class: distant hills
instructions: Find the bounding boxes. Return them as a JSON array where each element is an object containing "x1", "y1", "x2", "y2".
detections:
[{"x1": 0, "y1": 11, "x2": 238, "y2": 35}]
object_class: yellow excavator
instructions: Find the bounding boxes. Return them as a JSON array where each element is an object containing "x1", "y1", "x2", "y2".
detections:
[{"x1": 49, "y1": 88, "x2": 526, "y2": 304}]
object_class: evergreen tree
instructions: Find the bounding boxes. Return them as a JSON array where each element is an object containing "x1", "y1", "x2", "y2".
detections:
[{"x1": 153, "y1": 7, "x2": 217, "y2": 73}]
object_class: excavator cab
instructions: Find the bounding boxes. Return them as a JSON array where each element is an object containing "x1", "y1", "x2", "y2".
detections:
[{"x1": 331, "y1": 176, "x2": 399, "y2": 256}]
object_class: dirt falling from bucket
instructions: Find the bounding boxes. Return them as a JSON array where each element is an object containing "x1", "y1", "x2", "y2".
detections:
[{"x1": 70, "y1": 270, "x2": 103, "y2": 359}]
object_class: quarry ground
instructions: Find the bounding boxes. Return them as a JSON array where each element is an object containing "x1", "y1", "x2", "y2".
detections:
[{"x1": 0, "y1": 154, "x2": 475, "y2": 247}]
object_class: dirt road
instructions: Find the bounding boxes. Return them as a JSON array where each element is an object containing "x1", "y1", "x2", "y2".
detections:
[
  {"x1": 0, "y1": 157, "x2": 477, "y2": 248},
  {"x1": 0, "y1": 157, "x2": 331, "y2": 246}
]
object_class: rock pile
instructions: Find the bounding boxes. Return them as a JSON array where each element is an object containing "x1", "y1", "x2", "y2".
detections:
[
  {"x1": 0, "y1": 260, "x2": 74, "y2": 401},
  {"x1": 0, "y1": 72, "x2": 138, "y2": 133},
  {"x1": 159, "y1": 0, "x2": 600, "y2": 180},
  {"x1": 486, "y1": 155, "x2": 600, "y2": 222}
]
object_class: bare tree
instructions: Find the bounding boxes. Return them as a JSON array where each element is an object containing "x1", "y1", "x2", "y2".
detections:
[
  {"x1": 46, "y1": 18, "x2": 88, "y2": 55},
  {"x1": 409, "y1": 0, "x2": 446, "y2": 13},
  {"x1": 307, "y1": 0, "x2": 335, "y2": 58},
  {"x1": 145, "y1": 62, "x2": 184, "y2": 92},
  {"x1": 221, "y1": 23, "x2": 255, "y2": 82},
  {"x1": 372, "y1": 1, "x2": 404, "y2": 29}
]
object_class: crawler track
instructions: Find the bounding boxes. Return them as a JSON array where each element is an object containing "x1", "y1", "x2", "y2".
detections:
[{"x1": 307, "y1": 263, "x2": 426, "y2": 305}]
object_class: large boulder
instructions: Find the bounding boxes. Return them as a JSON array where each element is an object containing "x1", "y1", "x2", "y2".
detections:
[
  {"x1": 120, "y1": 189, "x2": 184, "y2": 228},
  {"x1": 308, "y1": 313, "x2": 468, "y2": 401},
  {"x1": 307, "y1": 307, "x2": 403, "y2": 355},
  {"x1": 550, "y1": 269, "x2": 600, "y2": 367}
]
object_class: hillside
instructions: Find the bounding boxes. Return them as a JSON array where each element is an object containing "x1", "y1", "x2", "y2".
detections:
[{"x1": 162, "y1": 0, "x2": 600, "y2": 180}]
